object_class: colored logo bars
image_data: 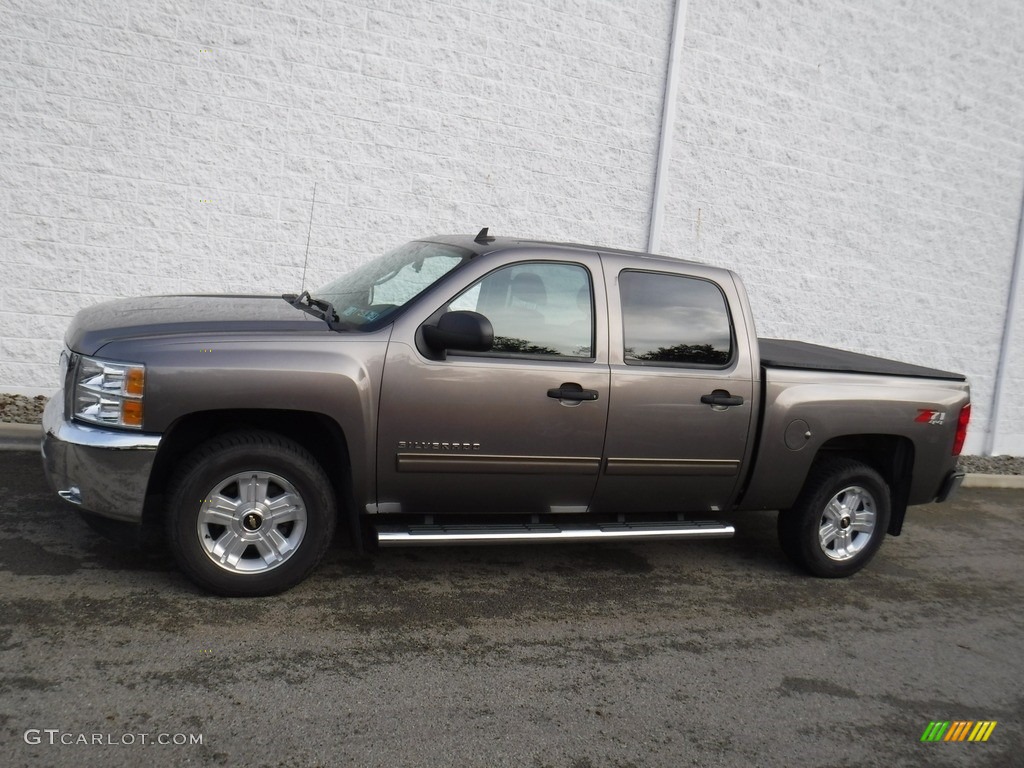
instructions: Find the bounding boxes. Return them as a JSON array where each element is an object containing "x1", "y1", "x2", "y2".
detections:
[{"x1": 921, "y1": 721, "x2": 997, "y2": 742}]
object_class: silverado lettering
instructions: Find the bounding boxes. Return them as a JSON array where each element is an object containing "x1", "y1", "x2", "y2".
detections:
[{"x1": 398, "y1": 441, "x2": 482, "y2": 451}]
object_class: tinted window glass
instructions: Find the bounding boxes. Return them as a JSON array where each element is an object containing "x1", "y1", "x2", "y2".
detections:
[
  {"x1": 449, "y1": 263, "x2": 593, "y2": 358},
  {"x1": 621, "y1": 271, "x2": 732, "y2": 366}
]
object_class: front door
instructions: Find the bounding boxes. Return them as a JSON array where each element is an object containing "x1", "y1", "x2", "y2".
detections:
[
  {"x1": 375, "y1": 253, "x2": 610, "y2": 516},
  {"x1": 592, "y1": 262, "x2": 755, "y2": 514}
]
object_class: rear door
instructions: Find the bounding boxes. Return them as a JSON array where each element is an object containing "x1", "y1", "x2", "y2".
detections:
[
  {"x1": 375, "y1": 247, "x2": 610, "y2": 516},
  {"x1": 591, "y1": 257, "x2": 755, "y2": 514}
]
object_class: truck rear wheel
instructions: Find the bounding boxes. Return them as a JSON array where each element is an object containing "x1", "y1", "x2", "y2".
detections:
[
  {"x1": 166, "y1": 431, "x2": 336, "y2": 596},
  {"x1": 778, "y1": 457, "x2": 890, "y2": 578}
]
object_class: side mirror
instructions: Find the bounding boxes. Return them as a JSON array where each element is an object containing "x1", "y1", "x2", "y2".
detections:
[{"x1": 422, "y1": 311, "x2": 494, "y2": 354}]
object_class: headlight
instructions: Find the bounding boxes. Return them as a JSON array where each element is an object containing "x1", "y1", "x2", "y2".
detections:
[{"x1": 73, "y1": 356, "x2": 146, "y2": 429}]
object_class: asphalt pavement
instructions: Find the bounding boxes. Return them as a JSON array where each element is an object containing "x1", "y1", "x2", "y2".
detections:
[{"x1": 0, "y1": 449, "x2": 1021, "y2": 767}]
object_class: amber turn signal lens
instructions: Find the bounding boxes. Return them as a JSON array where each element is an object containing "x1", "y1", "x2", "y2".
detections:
[
  {"x1": 125, "y1": 366, "x2": 145, "y2": 396},
  {"x1": 121, "y1": 399, "x2": 144, "y2": 427}
]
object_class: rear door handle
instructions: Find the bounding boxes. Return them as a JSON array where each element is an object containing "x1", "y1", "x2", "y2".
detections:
[
  {"x1": 701, "y1": 389, "x2": 744, "y2": 407},
  {"x1": 548, "y1": 383, "x2": 599, "y2": 402}
]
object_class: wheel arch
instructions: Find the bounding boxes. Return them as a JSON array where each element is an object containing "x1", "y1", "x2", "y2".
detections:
[
  {"x1": 812, "y1": 434, "x2": 914, "y2": 536},
  {"x1": 142, "y1": 409, "x2": 359, "y2": 546}
]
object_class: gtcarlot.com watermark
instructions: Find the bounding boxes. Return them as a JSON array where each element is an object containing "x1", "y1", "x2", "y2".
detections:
[{"x1": 24, "y1": 729, "x2": 203, "y2": 747}]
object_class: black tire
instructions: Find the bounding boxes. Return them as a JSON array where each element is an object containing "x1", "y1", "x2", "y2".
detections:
[
  {"x1": 166, "y1": 431, "x2": 336, "y2": 596},
  {"x1": 778, "y1": 457, "x2": 891, "y2": 578}
]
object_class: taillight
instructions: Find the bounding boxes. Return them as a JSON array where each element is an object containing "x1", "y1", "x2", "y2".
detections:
[{"x1": 953, "y1": 403, "x2": 971, "y2": 456}]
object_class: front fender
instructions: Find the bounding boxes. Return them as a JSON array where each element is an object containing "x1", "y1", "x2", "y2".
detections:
[{"x1": 94, "y1": 331, "x2": 391, "y2": 508}]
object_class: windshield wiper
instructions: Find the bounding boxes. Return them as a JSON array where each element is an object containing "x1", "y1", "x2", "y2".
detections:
[{"x1": 282, "y1": 291, "x2": 345, "y2": 331}]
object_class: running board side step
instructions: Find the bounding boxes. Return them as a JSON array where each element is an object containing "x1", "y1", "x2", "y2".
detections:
[{"x1": 375, "y1": 521, "x2": 734, "y2": 547}]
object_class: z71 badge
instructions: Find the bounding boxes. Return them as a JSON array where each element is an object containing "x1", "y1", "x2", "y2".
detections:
[{"x1": 915, "y1": 410, "x2": 946, "y2": 425}]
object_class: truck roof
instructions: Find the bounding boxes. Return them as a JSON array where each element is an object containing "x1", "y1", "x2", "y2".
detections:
[{"x1": 421, "y1": 233, "x2": 705, "y2": 269}]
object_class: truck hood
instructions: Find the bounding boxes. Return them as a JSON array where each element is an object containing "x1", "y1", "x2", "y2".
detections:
[{"x1": 66, "y1": 295, "x2": 328, "y2": 355}]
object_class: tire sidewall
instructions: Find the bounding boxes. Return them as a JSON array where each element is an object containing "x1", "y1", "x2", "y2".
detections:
[
  {"x1": 782, "y1": 460, "x2": 891, "y2": 578},
  {"x1": 168, "y1": 435, "x2": 335, "y2": 596}
]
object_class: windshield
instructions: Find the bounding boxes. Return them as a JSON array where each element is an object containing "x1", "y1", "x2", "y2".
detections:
[{"x1": 315, "y1": 240, "x2": 471, "y2": 329}]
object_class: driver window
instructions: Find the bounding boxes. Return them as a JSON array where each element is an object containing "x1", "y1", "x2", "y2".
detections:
[
  {"x1": 449, "y1": 283, "x2": 481, "y2": 313},
  {"x1": 449, "y1": 263, "x2": 594, "y2": 358}
]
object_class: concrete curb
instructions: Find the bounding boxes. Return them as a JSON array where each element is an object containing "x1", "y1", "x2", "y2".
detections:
[
  {"x1": 962, "y1": 473, "x2": 1024, "y2": 489},
  {"x1": 2, "y1": 421, "x2": 1023, "y2": 489},
  {"x1": 0, "y1": 422, "x2": 42, "y2": 452}
]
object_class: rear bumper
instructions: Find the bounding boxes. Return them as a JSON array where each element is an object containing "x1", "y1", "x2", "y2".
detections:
[
  {"x1": 40, "y1": 395, "x2": 161, "y2": 525},
  {"x1": 935, "y1": 470, "x2": 965, "y2": 503}
]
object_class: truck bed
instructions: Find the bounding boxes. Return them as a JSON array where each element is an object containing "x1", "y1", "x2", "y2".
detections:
[{"x1": 758, "y1": 339, "x2": 966, "y2": 381}]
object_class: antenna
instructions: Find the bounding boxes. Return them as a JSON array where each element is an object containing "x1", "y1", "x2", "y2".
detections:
[
  {"x1": 474, "y1": 227, "x2": 494, "y2": 244},
  {"x1": 301, "y1": 181, "x2": 317, "y2": 291}
]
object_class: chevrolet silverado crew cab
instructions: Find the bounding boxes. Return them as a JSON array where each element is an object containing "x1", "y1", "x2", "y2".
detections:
[{"x1": 41, "y1": 231, "x2": 971, "y2": 596}]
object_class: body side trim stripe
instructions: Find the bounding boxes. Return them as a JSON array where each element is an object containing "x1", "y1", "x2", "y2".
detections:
[
  {"x1": 605, "y1": 458, "x2": 740, "y2": 476},
  {"x1": 397, "y1": 453, "x2": 601, "y2": 475}
]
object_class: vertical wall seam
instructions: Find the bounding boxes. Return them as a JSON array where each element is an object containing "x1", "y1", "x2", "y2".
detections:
[
  {"x1": 985, "y1": 172, "x2": 1024, "y2": 455},
  {"x1": 647, "y1": 0, "x2": 690, "y2": 255}
]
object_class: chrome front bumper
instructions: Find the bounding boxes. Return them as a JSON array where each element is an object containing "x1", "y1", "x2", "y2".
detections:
[{"x1": 40, "y1": 394, "x2": 162, "y2": 524}]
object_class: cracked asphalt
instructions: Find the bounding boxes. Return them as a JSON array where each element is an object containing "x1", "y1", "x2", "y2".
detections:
[{"x1": 0, "y1": 449, "x2": 1021, "y2": 768}]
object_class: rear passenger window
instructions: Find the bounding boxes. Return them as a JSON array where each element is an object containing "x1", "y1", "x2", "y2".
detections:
[
  {"x1": 620, "y1": 271, "x2": 733, "y2": 367},
  {"x1": 448, "y1": 262, "x2": 594, "y2": 359}
]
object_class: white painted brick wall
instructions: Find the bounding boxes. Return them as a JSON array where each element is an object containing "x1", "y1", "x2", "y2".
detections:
[
  {"x1": 1, "y1": 0, "x2": 674, "y2": 390},
  {"x1": 1, "y1": 0, "x2": 1023, "y2": 455},
  {"x1": 659, "y1": 0, "x2": 1024, "y2": 455},
  {"x1": 994, "y1": 242, "x2": 1024, "y2": 454}
]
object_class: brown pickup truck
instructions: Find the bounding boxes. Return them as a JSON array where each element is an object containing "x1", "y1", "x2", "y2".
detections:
[{"x1": 41, "y1": 231, "x2": 971, "y2": 596}]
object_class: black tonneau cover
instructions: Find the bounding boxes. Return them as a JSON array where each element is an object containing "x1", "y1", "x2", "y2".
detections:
[{"x1": 758, "y1": 339, "x2": 966, "y2": 381}]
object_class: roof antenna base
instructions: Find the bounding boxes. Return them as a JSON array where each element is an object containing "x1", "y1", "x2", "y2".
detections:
[{"x1": 474, "y1": 227, "x2": 495, "y2": 244}]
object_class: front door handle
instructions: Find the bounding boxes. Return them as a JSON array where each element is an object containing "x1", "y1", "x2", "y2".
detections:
[
  {"x1": 548, "y1": 383, "x2": 599, "y2": 402},
  {"x1": 701, "y1": 389, "x2": 744, "y2": 407}
]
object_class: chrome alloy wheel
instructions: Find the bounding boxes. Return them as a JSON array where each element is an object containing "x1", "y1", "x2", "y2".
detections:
[
  {"x1": 196, "y1": 471, "x2": 308, "y2": 573},
  {"x1": 818, "y1": 485, "x2": 876, "y2": 561}
]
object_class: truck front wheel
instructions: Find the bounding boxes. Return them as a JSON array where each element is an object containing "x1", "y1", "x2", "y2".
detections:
[
  {"x1": 778, "y1": 457, "x2": 891, "y2": 578},
  {"x1": 166, "y1": 431, "x2": 336, "y2": 596}
]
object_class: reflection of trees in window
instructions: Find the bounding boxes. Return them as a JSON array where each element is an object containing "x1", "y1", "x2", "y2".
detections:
[
  {"x1": 620, "y1": 271, "x2": 733, "y2": 367},
  {"x1": 626, "y1": 344, "x2": 729, "y2": 365},
  {"x1": 492, "y1": 337, "x2": 561, "y2": 356}
]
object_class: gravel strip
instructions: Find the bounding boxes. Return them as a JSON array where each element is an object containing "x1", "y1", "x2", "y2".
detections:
[
  {"x1": 1, "y1": 393, "x2": 1022, "y2": 473},
  {"x1": 955, "y1": 454, "x2": 1024, "y2": 475},
  {"x1": 0, "y1": 393, "x2": 47, "y2": 424}
]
